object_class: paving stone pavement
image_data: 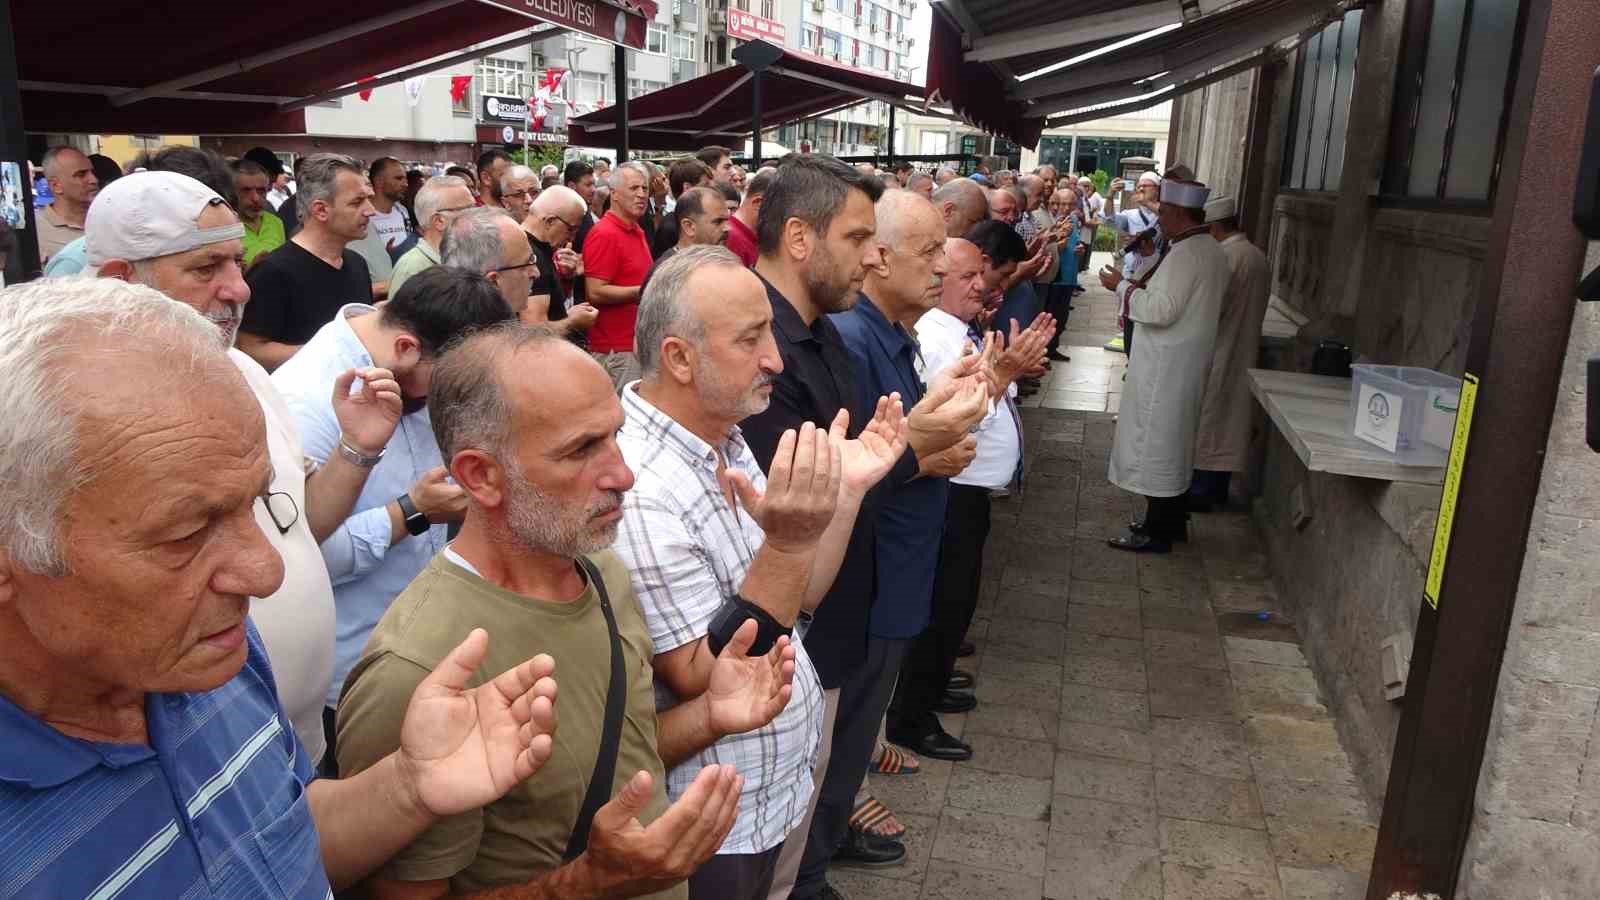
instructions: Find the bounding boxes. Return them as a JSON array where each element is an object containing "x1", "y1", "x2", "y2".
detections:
[{"x1": 828, "y1": 264, "x2": 1376, "y2": 900}]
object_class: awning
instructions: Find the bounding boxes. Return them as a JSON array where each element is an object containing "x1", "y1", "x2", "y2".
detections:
[
  {"x1": 926, "y1": 0, "x2": 1350, "y2": 147},
  {"x1": 568, "y1": 46, "x2": 927, "y2": 153},
  {"x1": 10, "y1": 0, "x2": 653, "y2": 135}
]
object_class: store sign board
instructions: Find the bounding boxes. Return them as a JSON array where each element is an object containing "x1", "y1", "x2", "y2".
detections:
[
  {"x1": 481, "y1": 94, "x2": 532, "y2": 124},
  {"x1": 727, "y1": 10, "x2": 787, "y2": 44},
  {"x1": 474, "y1": 0, "x2": 648, "y2": 50},
  {"x1": 479, "y1": 124, "x2": 570, "y2": 146}
]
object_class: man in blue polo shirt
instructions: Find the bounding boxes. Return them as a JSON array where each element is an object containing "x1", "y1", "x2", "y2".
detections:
[{"x1": 0, "y1": 278, "x2": 558, "y2": 898}]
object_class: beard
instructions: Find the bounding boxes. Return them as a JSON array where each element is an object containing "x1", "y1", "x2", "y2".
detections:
[
  {"x1": 503, "y1": 459, "x2": 623, "y2": 557},
  {"x1": 804, "y1": 240, "x2": 860, "y2": 314},
  {"x1": 695, "y1": 355, "x2": 774, "y2": 420}
]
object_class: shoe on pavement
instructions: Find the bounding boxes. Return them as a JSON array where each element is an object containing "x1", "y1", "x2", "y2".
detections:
[
  {"x1": 1108, "y1": 531, "x2": 1172, "y2": 554},
  {"x1": 1129, "y1": 520, "x2": 1188, "y2": 542},
  {"x1": 1104, "y1": 336, "x2": 1127, "y2": 353},
  {"x1": 889, "y1": 728, "x2": 973, "y2": 762},
  {"x1": 832, "y1": 827, "x2": 906, "y2": 868},
  {"x1": 933, "y1": 689, "x2": 978, "y2": 714},
  {"x1": 1047, "y1": 349, "x2": 1071, "y2": 362},
  {"x1": 948, "y1": 669, "x2": 975, "y2": 691}
]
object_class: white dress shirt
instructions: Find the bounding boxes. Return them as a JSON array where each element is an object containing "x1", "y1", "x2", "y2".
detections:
[{"x1": 914, "y1": 308, "x2": 1022, "y2": 489}]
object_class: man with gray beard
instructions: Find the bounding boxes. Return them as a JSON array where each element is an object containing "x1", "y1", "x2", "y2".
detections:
[
  {"x1": 613, "y1": 247, "x2": 908, "y2": 898},
  {"x1": 336, "y1": 322, "x2": 806, "y2": 900}
]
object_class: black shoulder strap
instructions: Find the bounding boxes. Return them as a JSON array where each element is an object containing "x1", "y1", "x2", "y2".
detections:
[{"x1": 563, "y1": 555, "x2": 627, "y2": 862}]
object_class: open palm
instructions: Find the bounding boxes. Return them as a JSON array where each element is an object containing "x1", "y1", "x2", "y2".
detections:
[
  {"x1": 828, "y1": 398, "x2": 909, "y2": 494},
  {"x1": 704, "y1": 620, "x2": 796, "y2": 737},
  {"x1": 396, "y1": 629, "x2": 559, "y2": 818}
]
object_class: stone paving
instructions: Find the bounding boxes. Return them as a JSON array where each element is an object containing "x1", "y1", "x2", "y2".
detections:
[{"x1": 829, "y1": 261, "x2": 1378, "y2": 900}]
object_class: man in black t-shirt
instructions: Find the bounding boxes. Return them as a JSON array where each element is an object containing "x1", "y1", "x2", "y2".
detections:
[
  {"x1": 521, "y1": 186, "x2": 598, "y2": 342},
  {"x1": 639, "y1": 186, "x2": 730, "y2": 297},
  {"x1": 238, "y1": 154, "x2": 375, "y2": 371}
]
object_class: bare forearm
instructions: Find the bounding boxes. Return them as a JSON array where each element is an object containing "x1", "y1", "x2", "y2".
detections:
[
  {"x1": 451, "y1": 858, "x2": 612, "y2": 900},
  {"x1": 656, "y1": 694, "x2": 721, "y2": 768},
  {"x1": 308, "y1": 754, "x2": 435, "y2": 891},
  {"x1": 804, "y1": 489, "x2": 865, "y2": 612},
  {"x1": 585, "y1": 282, "x2": 640, "y2": 306},
  {"x1": 739, "y1": 543, "x2": 815, "y2": 627},
  {"x1": 237, "y1": 333, "x2": 300, "y2": 371},
  {"x1": 304, "y1": 451, "x2": 381, "y2": 543}
]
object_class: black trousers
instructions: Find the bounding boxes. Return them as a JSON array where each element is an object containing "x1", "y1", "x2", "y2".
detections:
[
  {"x1": 1123, "y1": 317, "x2": 1135, "y2": 355},
  {"x1": 889, "y1": 485, "x2": 992, "y2": 742},
  {"x1": 793, "y1": 635, "x2": 912, "y2": 898},
  {"x1": 1041, "y1": 284, "x2": 1073, "y2": 354},
  {"x1": 1189, "y1": 469, "x2": 1233, "y2": 507},
  {"x1": 1144, "y1": 494, "x2": 1188, "y2": 540},
  {"x1": 688, "y1": 844, "x2": 782, "y2": 900}
]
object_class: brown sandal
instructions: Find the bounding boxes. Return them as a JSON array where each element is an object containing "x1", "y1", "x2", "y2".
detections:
[
  {"x1": 871, "y1": 741, "x2": 921, "y2": 776},
  {"x1": 849, "y1": 795, "x2": 907, "y2": 840}
]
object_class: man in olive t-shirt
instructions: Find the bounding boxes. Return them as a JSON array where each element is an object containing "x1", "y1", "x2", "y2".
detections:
[{"x1": 336, "y1": 324, "x2": 799, "y2": 900}]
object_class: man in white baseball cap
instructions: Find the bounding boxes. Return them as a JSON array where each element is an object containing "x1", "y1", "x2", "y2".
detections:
[{"x1": 88, "y1": 170, "x2": 405, "y2": 763}]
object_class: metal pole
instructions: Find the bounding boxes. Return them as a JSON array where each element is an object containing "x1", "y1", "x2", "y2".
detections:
[
  {"x1": 887, "y1": 104, "x2": 896, "y2": 168},
  {"x1": 750, "y1": 70, "x2": 763, "y2": 169},
  {"x1": 614, "y1": 44, "x2": 629, "y2": 163},
  {"x1": 0, "y1": 0, "x2": 39, "y2": 282}
]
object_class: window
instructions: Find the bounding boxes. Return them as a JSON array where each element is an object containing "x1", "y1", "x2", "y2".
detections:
[
  {"x1": 829, "y1": 0, "x2": 846, "y2": 12},
  {"x1": 477, "y1": 57, "x2": 527, "y2": 98},
  {"x1": 824, "y1": 29, "x2": 842, "y2": 56},
  {"x1": 628, "y1": 78, "x2": 667, "y2": 98},
  {"x1": 1383, "y1": 0, "x2": 1524, "y2": 202},
  {"x1": 1281, "y1": 9, "x2": 1361, "y2": 192},
  {"x1": 761, "y1": 0, "x2": 774, "y2": 17},
  {"x1": 647, "y1": 23, "x2": 669, "y2": 55},
  {"x1": 574, "y1": 71, "x2": 612, "y2": 108},
  {"x1": 672, "y1": 33, "x2": 696, "y2": 60}
]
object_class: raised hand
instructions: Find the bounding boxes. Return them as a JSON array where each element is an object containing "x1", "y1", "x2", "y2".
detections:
[
  {"x1": 908, "y1": 372, "x2": 989, "y2": 458},
  {"x1": 917, "y1": 434, "x2": 979, "y2": 478},
  {"x1": 827, "y1": 398, "x2": 909, "y2": 495},
  {"x1": 394, "y1": 629, "x2": 558, "y2": 819},
  {"x1": 332, "y1": 366, "x2": 402, "y2": 458},
  {"x1": 994, "y1": 313, "x2": 1054, "y2": 393},
  {"x1": 577, "y1": 765, "x2": 742, "y2": 897},
  {"x1": 705, "y1": 619, "x2": 797, "y2": 737},
  {"x1": 723, "y1": 421, "x2": 840, "y2": 553},
  {"x1": 409, "y1": 466, "x2": 468, "y2": 524}
]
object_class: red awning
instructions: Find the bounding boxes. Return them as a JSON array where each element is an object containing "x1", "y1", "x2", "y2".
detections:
[
  {"x1": 568, "y1": 45, "x2": 927, "y2": 153},
  {"x1": 10, "y1": 0, "x2": 645, "y2": 135},
  {"x1": 925, "y1": 6, "x2": 1046, "y2": 150}
]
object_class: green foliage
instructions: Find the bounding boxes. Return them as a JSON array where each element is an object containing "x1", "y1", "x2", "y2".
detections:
[
  {"x1": 1093, "y1": 224, "x2": 1120, "y2": 252},
  {"x1": 1091, "y1": 169, "x2": 1110, "y2": 195},
  {"x1": 512, "y1": 145, "x2": 565, "y2": 171}
]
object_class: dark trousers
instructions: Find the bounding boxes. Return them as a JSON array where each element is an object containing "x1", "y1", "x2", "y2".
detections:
[
  {"x1": 689, "y1": 844, "x2": 782, "y2": 900},
  {"x1": 889, "y1": 485, "x2": 992, "y2": 742},
  {"x1": 1041, "y1": 283, "x2": 1073, "y2": 354},
  {"x1": 1188, "y1": 469, "x2": 1233, "y2": 507},
  {"x1": 1144, "y1": 494, "x2": 1188, "y2": 540},
  {"x1": 793, "y1": 635, "x2": 912, "y2": 898}
]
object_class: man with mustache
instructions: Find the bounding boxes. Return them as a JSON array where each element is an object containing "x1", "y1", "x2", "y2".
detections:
[
  {"x1": 614, "y1": 246, "x2": 909, "y2": 898},
  {"x1": 338, "y1": 322, "x2": 798, "y2": 899},
  {"x1": 271, "y1": 265, "x2": 516, "y2": 771},
  {"x1": 86, "y1": 170, "x2": 406, "y2": 762}
]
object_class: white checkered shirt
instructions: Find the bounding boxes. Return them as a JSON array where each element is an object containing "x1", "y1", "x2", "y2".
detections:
[{"x1": 612, "y1": 385, "x2": 824, "y2": 854}]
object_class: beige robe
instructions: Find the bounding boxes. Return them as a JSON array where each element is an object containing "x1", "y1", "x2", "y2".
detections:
[
  {"x1": 1194, "y1": 232, "x2": 1272, "y2": 472},
  {"x1": 1109, "y1": 232, "x2": 1231, "y2": 497}
]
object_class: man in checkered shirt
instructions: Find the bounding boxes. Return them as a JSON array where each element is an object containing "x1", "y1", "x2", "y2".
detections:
[{"x1": 612, "y1": 246, "x2": 908, "y2": 899}]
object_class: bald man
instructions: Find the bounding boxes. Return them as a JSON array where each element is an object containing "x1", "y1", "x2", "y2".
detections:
[
  {"x1": 523, "y1": 185, "x2": 600, "y2": 337},
  {"x1": 929, "y1": 177, "x2": 988, "y2": 240}
]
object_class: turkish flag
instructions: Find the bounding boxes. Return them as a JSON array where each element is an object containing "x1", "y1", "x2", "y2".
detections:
[
  {"x1": 357, "y1": 76, "x2": 377, "y2": 102},
  {"x1": 450, "y1": 75, "x2": 473, "y2": 104}
]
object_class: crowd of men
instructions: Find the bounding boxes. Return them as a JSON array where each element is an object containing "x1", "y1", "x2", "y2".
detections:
[{"x1": 0, "y1": 135, "x2": 1270, "y2": 900}]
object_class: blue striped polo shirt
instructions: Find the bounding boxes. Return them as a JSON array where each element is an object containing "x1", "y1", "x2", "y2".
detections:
[{"x1": 0, "y1": 622, "x2": 331, "y2": 899}]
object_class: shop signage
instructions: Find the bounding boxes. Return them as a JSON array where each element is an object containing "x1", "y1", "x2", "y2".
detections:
[
  {"x1": 479, "y1": 124, "x2": 569, "y2": 146},
  {"x1": 727, "y1": 10, "x2": 787, "y2": 44},
  {"x1": 481, "y1": 94, "x2": 532, "y2": 125},
  {"x1": 473, "y1": 0, "x2": 649, "y2": 50}
]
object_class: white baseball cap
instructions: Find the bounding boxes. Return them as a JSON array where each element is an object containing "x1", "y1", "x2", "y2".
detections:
[{"x1": 85, "y1": 171, "x2": 245, "y2": 266}]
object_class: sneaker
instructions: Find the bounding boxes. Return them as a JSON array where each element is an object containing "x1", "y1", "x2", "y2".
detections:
[{"x1": 1104, "y1": 336, "x2": 1126, "y2": 353}]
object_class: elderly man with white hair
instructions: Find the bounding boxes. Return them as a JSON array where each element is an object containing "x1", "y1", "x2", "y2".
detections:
[
  {"x1": 494, "y1": 164, "x2": 541, "y2": 222},
  {"x1": 390, "y1": 174, "x2": 476, "y2": 297},
  {"x1": 0, "y1": 276, "x2": 558, "y2": 898},
  {"x1": 85, "y1": 170, "x2": 406, "y2": 762},
  {"x1": 582, "y1": 159, "x2": 655, "y2": 389}
]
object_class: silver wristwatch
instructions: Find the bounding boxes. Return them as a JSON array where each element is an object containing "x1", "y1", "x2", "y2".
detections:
[{"x1": 338, "y1": 438, "x2": 385, "y2": 468}]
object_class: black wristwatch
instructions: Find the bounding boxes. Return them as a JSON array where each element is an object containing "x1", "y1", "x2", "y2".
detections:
[{"x1": 396, "y1": 492, "x2": 430, "y2": 537}]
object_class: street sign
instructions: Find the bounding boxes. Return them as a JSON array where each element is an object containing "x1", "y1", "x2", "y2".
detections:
[
  {"x1": 474, "y1": 0, "x2": 650, "y2": 50},
  {"x1": 727, "y1": 10, "x2": 787, "y2": 44}
]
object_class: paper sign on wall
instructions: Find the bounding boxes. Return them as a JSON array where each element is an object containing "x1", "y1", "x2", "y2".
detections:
[
  {"x1": 1424, "y1": 372, "x2": 1480, "y2": 609},
  {"x1": 1353, "y1": 384, "x2": 1402, "y2": 453}
]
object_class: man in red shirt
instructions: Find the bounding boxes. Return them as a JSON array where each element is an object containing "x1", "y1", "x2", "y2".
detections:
[
  {"x1": 582, "y1": 160, "x2": 655, "y2": 390},
  {"x1": 724, "y1": 167, "x2": 770, "y2": 268}
]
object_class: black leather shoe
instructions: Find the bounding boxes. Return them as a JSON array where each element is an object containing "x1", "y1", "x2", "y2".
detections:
[
  {"x1": 1108, "y1": 532, "x2": 1172, "y2": 554},
  {"x1": 832, "y1": 827, "x2": 906, "y2": 868},
  {"x1": 890, "y1": 728, "x2": 973, "y2": 761},
  {"x1": 1047, "y1": 349, "x2": 1071, "y2": 362},
  {"x1": 947, "y1": 669, "x2": 975, "y2": 691},
  {"x1": 957, "y1": 640, "x2": 976, "y2": 658},
  {"x1": 1129, "y1": 520, "x2": 1188, "y2": 542},
  {"x1": 933, "y1": 689, "x2": 978, "y2": 713}
]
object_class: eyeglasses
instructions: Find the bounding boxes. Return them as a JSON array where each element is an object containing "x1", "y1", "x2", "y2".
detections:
[
  {"x1": 491, "y1": 260, "x2": 540, "y2": 275},
  {"x1": 551, "y1": 215, "x2": 582, "y2": 231},
  {"x1": 262, "y1": 491, "x2": 300, "y2": 536},
  {"x1": 503, "y1": 189, "x2": 534, "y2": 201},
  {"x1": 435, "y1": 205, "x2": 475, "y2": 219}
]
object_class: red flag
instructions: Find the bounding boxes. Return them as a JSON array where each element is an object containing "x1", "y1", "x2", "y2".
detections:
[
  {"x1": 450, "y1": 75, "x2": 473, "y2": 104},
  {"x1": 357, "y1": 76, "x2": 377, "y2": 102}
]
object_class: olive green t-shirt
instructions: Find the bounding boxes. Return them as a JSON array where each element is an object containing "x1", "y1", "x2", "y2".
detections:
[{"x1": 336, "y1": 550, "x2": 683, "y2": 899}]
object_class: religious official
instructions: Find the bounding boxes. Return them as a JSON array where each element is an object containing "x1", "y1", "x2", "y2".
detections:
[{"x1": 1096, "y1": 179, "x2": 1231, "y2": 553}]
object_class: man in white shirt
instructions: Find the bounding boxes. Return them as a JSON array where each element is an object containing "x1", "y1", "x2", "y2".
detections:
[
  {"x1": 84, "y1": 170, "x2": 405, "y2": 764},
  {"x1": 271, "y1": 266, "x2": 517, "y2": 769},
  {"x1": 888, "y1": 237, "x2": 1051, "y2": 755},
  {"x1": 613, "y1": 245, "x2": 907, "y2": 898}
]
